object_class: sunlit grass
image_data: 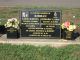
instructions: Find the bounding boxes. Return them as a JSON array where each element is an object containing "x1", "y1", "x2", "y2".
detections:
[{"x1": 0, "y1": 44, "x2": 80, "y2": 60}]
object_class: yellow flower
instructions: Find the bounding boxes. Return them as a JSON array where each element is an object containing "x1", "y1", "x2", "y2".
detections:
[
  {"x1": 61, "y1": 23, "x2": 65, "y2": 29},
  {"x1": 73, "y1": 25, "x2": 76, "y2": 29},
  {"x1": 8, "y1": 19, "x2": 12, "y2": 22},
  {"x1": 67, "y1": 25, "x2": 76, "y2": 31},
  {"x1": 5, "y1": 18, "x2": 19, "y2": 29}
]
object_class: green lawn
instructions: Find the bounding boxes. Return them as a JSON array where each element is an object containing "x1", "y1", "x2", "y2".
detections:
[{"x1": 0, "y1": 44, "x2": 80, "y2": 60}]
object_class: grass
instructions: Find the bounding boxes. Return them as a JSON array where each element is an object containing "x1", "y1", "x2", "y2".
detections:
[{"x1": 0, "y1": 44, "x2": 80, "y2": 60}]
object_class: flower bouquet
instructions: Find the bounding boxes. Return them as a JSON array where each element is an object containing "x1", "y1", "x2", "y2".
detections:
[
  {"x1": 5, "y1": 18, "x2": 20, "y2": 38},
  {"x1": 5, "y1": 18, "x2": 19, "y2": 29},
  {"x1": 61, "y1": 21, "x2": 76, "y2": 40}
]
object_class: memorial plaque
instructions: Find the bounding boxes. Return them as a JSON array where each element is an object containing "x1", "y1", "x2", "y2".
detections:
[{"x1": 20, "y1": 9, "x2": 61, "y2": 38}]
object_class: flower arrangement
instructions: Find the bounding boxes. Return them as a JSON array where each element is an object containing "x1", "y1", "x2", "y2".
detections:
[
  {"x1": 61, "y1": 21, "x2": 76, "y2": 31},
  {"x1": 5, "y1": 18, "x2": 19, "y2": 29}
]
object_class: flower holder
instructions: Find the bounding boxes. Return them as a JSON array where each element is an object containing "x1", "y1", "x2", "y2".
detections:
[
  {"x1": 61, "y1": 21, "x2": 77, "y2": 40},
  {"x1": 61, "y1": 28, "x2": 66, "y2": 39},
  {"x1": 7, "y1": 27, "x2": 19, "y2": 39},
  {"x1": 0, "y1": 25, "x2": 6, "y2": 34},
  {"x1": 65, "y1": 30, "x2": 73, "y2": 40}
]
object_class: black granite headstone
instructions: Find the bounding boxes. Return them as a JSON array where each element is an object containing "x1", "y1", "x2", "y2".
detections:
[{"x1": 20, "y1": 9, "x2": 61, "y2": 38}]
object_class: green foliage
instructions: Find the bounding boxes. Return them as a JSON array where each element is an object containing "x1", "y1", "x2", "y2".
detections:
[
  {"x1": 0, "y1": 44, "x2": 80, "y2": 60},
  {"x1": 77, "y1": 23, "x2": 80, "y2": 27}
]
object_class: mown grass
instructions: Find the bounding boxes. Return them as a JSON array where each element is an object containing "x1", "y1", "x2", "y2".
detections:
[{"x1": 0, "y1": 44, "x2": 80, "y2": 60}]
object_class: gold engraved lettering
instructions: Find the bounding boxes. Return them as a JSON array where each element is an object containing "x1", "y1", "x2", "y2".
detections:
[
  {"x1": 35, "y1": 28, "x2": 43, "y2": 29},
  {"x1": 28, "y1": 28, "x2": 35, "y2": 29},
  {"x1": 31, "y1": 12, "x2": 50, "y2": 14},
  {"x1": 47, "y1": 30, "x2": 54, "y2": 32},
  {"x1": 45, "y1": 28, "x2": 52, "y2": 29},
  {"x1": 43, "y1": 21, "x2": 50, "y2": 23},
  {"x1": 29, "y1": 30, "x2": 35, "y2": 32},
  {"x1": 40, "y1": 18, "x2": 51, "y2": 20},
  {"x1": 26, "y1": 30, "x2": 28, "y2": 31}
]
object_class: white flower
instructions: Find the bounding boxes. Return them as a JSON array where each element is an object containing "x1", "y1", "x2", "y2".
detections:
[
  {"x1": 12, "y1": 25, "x2": 15, "y2": 27},
  {"x1": 14, "y1": 25, "x2": 18, "y2": 28},
  {"x1": 7, "y1": 23, "x2": 12, "y2": 27},
  {"x1": 8, "y1": 19, "x2": 12, "y2": 22},
  {"x1": 73, "y1": 25, "x2": 76, "y2": 29},
  {"x1": 61, "y1": 23, "x2": 65, "y2": 29},
  {"x1": 5, "y1": 18, "x2": 19, "y2": 29},
  {"x1": 73, "y1": 16, "x2": 75, "y2": 18},
  {"x1": 12, "y1": 18, "x2": 17, "y2": 21},
  {"x1": 67, "y1": 25, "x2": 76, "y2": 31}
]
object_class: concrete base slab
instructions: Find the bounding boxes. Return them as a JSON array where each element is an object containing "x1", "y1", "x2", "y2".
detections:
[{"x1": 0, "y1": 34, "x2": 80, "y2": 47}]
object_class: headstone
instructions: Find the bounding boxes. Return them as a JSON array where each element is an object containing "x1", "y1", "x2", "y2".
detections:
[{"x1": 20, "y1": 9, "x2": 61, "y2": 38}]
